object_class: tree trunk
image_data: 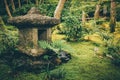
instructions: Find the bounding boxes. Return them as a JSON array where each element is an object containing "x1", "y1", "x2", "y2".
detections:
[
  {"x1": 39, "y1": 0, "x2": 44, "y2": 4},
  {"x1": 26, "y1": 0, "x2": 28, "y2": 4},
  {"x1": 39, "y1": 0, "x2": 42, "y2": 4},
  {"x1": 35, "y1": 0, "x2": 39, "y2": 6},
  {"x1": 4, "y1": 0, "x2": 12, "y2": 18},
  {"x1": 0, "y1": 16, "x2": 5, "y2": 31},
  {"x1": 103, "y1": 5, "x2": 107, "y2": 17},
  {"x1": 82, "y1": 11, "x2": 87, "y2": 23},
  {"x1": 18, "y1": 0, "x2": 21, "y2": 8},
  {"x1": 10, "y1": 0, "x2": 15, "y2": 12},
  {"x1": 54, "y1": 0, "x2": 66, "y2": 19},
  {"x1": 109, "y1": 0, "x2": 116, "y2": 33},
  {"x1": 94, "y1": 4, "x2": 101, "y2": 20}
]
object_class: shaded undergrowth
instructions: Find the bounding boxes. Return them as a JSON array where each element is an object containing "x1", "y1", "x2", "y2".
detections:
[{"x1": 0, "y1": 50, "x2": 59, "y2": 80}]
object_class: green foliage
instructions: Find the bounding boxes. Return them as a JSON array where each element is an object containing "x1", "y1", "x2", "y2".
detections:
[
  {"x1": 43, "y1": 66, "x2": 66, "y2": 80},
  {"x1": 99, "y1": 32, "x2": 113, "y2": 47},
  {"x1": 69, "y1": 1, "x2": 96, "y2": 17},
  {"x1": 62, "y1": 16, "x2": 83, "y2": 41},
  {"x1": 0, "y1": 30, "x2": 18, "y2": 54},
  {"x1": 0, "y1": 64, "x2": 12, "y2": 80},
  {"x1": 116, "y1": 6, "x2": 120, "y2": 21},
  {"x1": 96, "y1": 19, "x2": 106, "y2": 25},
  {"x1": 105, "y1": 38, "x2": 120, "y2": 66},
  {"x1": 49, "y1": 68, "x2": 66, "y2": 80},
  {"x1": 83, "y1": 5, "x2": 95, "y2": 17},
  {"x1": 38, "y1": 4, "x2": 57, "y2": 16},
  {"x1": 38, "y1": 40, "x2": 74, "y2": 53},
  {"x1": 106, "y1": 42, "x2": 120, "y2": 66},
  {"x1": 38, "y1": 40, "x2": 52, "y2": 49},
  {"x1": 14, "y1": 4, "x2": 34, "y2": 16},
  {"x1": 43, "y1": 55, "x2": 50, "y2": 61}
]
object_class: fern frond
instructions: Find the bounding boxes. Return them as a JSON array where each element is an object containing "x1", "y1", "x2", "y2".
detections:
[
  {"x1": 38, "y1": 40, "x2": 74, "y2": 54},
  {"x1": 51, "y1": 40, "x2": 74, "y2": 53},
  {"x1": 38, "y1": 40, "x2": 51, "y2": 49}
]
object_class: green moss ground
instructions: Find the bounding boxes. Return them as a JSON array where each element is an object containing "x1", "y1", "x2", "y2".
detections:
[{"x1": 59, "y1": 42, "x2": 120, "y2": 80}]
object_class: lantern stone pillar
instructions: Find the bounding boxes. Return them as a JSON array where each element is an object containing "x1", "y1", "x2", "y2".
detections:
[
  {"x1": 18, "y1": 28, "x2": 38, "y2": 48},
  {"x1": 8, "y1": 7, "x2": 60, "y2": 56}
]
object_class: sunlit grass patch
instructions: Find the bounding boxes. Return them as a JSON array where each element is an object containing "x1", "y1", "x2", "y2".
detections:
[{"x1": 52, "y1": 34, "x2": 65, "y2": 41}]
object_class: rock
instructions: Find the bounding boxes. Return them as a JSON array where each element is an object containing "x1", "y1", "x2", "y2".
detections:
[{"x1": 58, "y1": 50, "x2": 71, "y2": 63}]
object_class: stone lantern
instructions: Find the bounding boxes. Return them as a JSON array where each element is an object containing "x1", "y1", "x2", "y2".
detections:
[{"x1": 8, "y1": 7, "x2": 60, "y2": 56}]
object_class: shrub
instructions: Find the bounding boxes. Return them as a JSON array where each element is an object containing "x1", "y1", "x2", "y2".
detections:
[
  {"x1": 43, "y1": 67, "x2": 66, "y2": 80},
  {"x1": 105, "y1": 39, "x2": 120, "y2": 66},
  {"x1": 0, "y1": 30, "x2": 18, "y2": 55},
  {"x1": 84, "y1": 5, "x2": 95, "y2": 17},
  {"x1": 61, "y1": 16, "x2": 83, "y2": 41},
  {"x1": 116, "y1": 6, "x2": 120, "y2": 21},
  {"x1": 49, "y1": 68, "x2": 66, "y2": 80},
  {"x1": 38, "y1": 4, "x2": 57, "y2": 17},
  {"x1": 13, "y1": 4, "x2": 34, "y2": 16},
  {"x1": 99, "y1": 32, "x2": 113, "y2": 47}
]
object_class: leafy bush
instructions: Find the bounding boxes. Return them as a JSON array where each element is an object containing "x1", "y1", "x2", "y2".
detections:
[
  {"x1": 0, "y1": 30, "x2": 18, "y2": 55},
  {"x1": 96, "y1": 19, "x2": 106, "y2": 25},
  {"x1": 68, "y1": 1, "x2": 96, "y2": 17},
  {"x1": 84, "y1": 5, "x2": 95, "y2": 17},
  {"x1": 99, "y1": 32, "x2": 113, "y2": 47},
  {"x1": 105, "y1": 39, "x2": 120, "y2": 66},
  {"x1": 38, "y1": 4, "x2": 57, "y2": 17},
  {"x1": 0, "y1": 64, "x2": 12, "y2": 80},
  {"x1": 13, "y1": 4, "x2": 34, "y2": 16},
  {"x1": 61, "y1": 16, "x2": 83, "y2": 41},
  {"x1": 107, "y1": 44, "x2": 120, "y2": 66},
  {"x1": 116, "y1": 6, "x2": 120, "y2": 21},
  {"x1": 43, "y1": 66, "x2": 66, "y2": 80}
]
